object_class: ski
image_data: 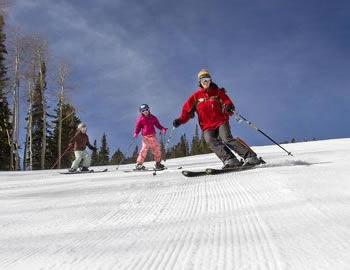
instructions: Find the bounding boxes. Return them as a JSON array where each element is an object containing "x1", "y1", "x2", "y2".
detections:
[
  {"x1": 205, "y1": 165, "x2": 257, "y2": 175},
  {"x1": 182, "y1": 158, "x2": 266, "y2": 177},
  {"x1": 181, "y1": 170, "x2": 208, "y2": 177},
  {"x1": 59, "y1": 168, "x2": 108, "y2": 175},
  {"x1": 182, "y1": 164, "x2": 261, "y2": 177},
  {"x1": 121, "y1": 167, "x2": 167, "y2": 173}
]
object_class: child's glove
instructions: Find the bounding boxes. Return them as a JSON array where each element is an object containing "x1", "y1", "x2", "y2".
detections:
[
  {"x1": 161, "y1": 128, "x2": 167, "y2": 134},
  {"x1": 133, "y1": 133, "x2": 138, "y2": 139}
]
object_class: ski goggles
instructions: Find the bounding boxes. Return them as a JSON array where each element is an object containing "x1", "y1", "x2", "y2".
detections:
[
  {"x1": 140, "y1": 107, "x2": 149, "y2": 112},
  {"x1": 200, "y1": 77, "x2": 211, "y2": 84}
]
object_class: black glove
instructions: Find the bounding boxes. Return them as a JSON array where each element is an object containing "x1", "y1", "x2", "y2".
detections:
[
  {"x1": 88, "y1": 144, "x2": 97, "y2": 151},
  {"x1": 223, "y1": 104, "x2": 235, "y2": 115},
  {"x1": 173, "y1": 118, "x2": 181, "y2": 128}
]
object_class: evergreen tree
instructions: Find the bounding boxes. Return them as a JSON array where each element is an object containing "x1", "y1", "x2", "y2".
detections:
[
  {"x1": 46, "y1": 103, "x2": 80, "y2": 169},
  {"x1": 191, "y1": 125, "x2": 201, "y2": 155},
  {"x1": 131, "y1": 145, "x2": 139, "y2": 163},
  {"x1": 0, "y1": 15, "x2": 11, "y2": 170},
  {"x1": 199, "y1": 132, "x2": 212, "y2": 154},
  {"x1": 145, "y1": 150, "x2": 153, "y2": 162},
  {"x1": 98, "y1": 133, "x2": 110, "y2": 165},
  {"x1": 90, "y1": 140, "x2": 99, "y2": 166},
  {"x1": 124, "y1": 145, "x2": 139, "y2": 164},
  {"x1": 110, "y1": 148, "x2": 125, "y2": 165},
  {"x1": 31, "y1": 60, "x2": 49, "y2": 169},
  {"x1": 166, "y1": 133, "x2": 189, "y2": 159},
  {"x1": 179, "y1": 134, "x2": 189, "y2": 157}
]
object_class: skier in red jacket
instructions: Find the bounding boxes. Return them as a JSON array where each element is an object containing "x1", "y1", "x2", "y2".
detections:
[{"x1": 173, "y1": 69, "x2": 262, "y2": 169}]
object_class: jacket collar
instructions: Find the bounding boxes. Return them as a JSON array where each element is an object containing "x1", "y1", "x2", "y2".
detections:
[{"x1": 197, "y1": 83, "x2": 219, "y2": 93}]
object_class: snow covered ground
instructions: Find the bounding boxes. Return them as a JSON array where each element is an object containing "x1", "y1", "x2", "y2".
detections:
[{"x1": 0, "y1": 138, "x2": 349, "y2": 270}]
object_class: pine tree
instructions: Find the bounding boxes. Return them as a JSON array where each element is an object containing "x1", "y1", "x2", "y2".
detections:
[
  {"x1": 31, "y1": 60, "x2": 49, "y2": 169},
  {"x1": 145, "y1": 150, "x2": 153, "y2": 162},
  {"x1": 191, "y1": 125, "x2": 201, "y2": 155},
  {"x1": 0, "y1": 15, "x2": 11, "y2": 170},
  {"x1": 166, "y1": 133, "x2": 189, "y2": 159},
  {"x1": 124, "y1": 145, "x2": 138, "y2": 164},
  {"x1": 131, "y1": 145, "x2": 139, "y2": 163},
  {"x1": 90, "y1": 140, "x2": 99, "y2": 166},
  {"x1": 200, "y1": 132, "x2": 212, "y2": 154},
  {"x1": 179, "y1": 134, "x2": 189, "y2": 157},
  {"x1": 110, "y1": 148, "x2": 125, "y2": 165},
  {"x1": 46, "y1": 102, "x2": 80, "y2": 169},
  {"x1": 98, "y1": 133, "x2": 110, "y2": 165}
]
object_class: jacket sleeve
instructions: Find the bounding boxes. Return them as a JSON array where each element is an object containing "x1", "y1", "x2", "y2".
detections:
[
  {"x1": 218, "y1": 89, "x2": 235, "y2": 111},
  {"x1": 134, "y1": 117, "x2": 142, "y2": 135},
  {"x1": 154, "y1": 116, "x2": 165, "y2": 130},
  {"x1": 178, "y1": 93, "x2": 197, "y2": 124},
  {"x1": 86, "y1": 135, "x2": 94, "y2": 150}
]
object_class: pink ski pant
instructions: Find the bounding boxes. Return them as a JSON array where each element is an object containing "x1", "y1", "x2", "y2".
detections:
[{"x1": 137, "y1": 135, "x2": 161, "y2": 164}]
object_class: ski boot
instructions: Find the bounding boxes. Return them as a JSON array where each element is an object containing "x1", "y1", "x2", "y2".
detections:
[
  {"x1": 155, "y1": 162, "x2": 165, "y2": 171},
  {"x1": 222, "y1": 158, "x2": 242, "y2": 170},
  {"x1": 68, "y1": 168, "x2": 77, "y2": 173},
  {"x1": 81, "y1": 167, "x2": 90, "y2": 172},
  {"x1": 242, "y1": 155, "x2": 265, "y2": 167},
  {"x1": 135, "y1": 164, "x2": 146, "y2": 171}
]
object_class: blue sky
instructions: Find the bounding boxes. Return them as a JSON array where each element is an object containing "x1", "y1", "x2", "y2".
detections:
[{"x1": 6, "y1": 0, "x2": 350, "y2": 155}]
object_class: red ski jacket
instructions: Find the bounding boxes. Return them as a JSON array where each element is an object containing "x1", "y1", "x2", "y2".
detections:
[{"x1": 178, "y1": 84, "x2": 235, "y2": 131}]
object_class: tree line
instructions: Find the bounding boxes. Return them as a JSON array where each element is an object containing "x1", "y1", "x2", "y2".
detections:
[
  {"x1": 0, "y1": 9, "x2": 84, "y2": 171},
  {"x1": 0, "y1": 10, "x2": 213, "y2": 171}
]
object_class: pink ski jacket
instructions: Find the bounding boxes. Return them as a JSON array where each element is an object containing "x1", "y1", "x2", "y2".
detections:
[{"x1": 134, "y1": 114, "x2": 166, "y2": 137}]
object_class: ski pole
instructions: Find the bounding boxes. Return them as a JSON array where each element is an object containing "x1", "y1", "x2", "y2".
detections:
[
  {"x1": 51, "y1": 144, "x2": 72, "y2": 169},
  {"x1": 163, "y1": 126, "x2": 175, "y2": 162},
  {"x1": 51, "y1": 131, "x2": 81, "y2": 169},
  {"x1": 116, "y1": 138, "x2": 137, "y2": 170},
  {"x1": 232, "y1": 111, "x2": 293, "y2": 156}
]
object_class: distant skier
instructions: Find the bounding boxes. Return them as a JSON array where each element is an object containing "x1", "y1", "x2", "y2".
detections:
[
  {"x1": 68, "y1": 122, "x2": 96, "y2": 172},
  {"x1": 173, "y1": 69, "x2": 263, "y2": 169},
  {"x1": 134, "y1": 104, "x2": 167, "y2": 170}
]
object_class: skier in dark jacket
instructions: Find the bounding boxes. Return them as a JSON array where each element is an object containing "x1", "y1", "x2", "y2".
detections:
[
  {"x1": 68, "y1": 122, "x2": 96, "y2": 172},
  {"x1": 173, "y1": 69, "x2": 262, "y2": 169}
]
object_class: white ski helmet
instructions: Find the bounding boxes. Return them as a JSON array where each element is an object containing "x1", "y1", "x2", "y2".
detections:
[
  {"x1": 77, "y1": 122, "x2": 86, "y2": 130},
  {"x1": 139, "y1": 104, "x2": 150, "y2": 112}
]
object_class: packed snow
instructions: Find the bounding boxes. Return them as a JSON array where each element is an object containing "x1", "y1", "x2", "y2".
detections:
[{"x1": 0, "y1": 138, "x2": 349, "y2": 270}]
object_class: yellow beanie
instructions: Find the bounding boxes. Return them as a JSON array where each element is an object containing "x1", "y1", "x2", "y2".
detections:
[{"x1": 197, "y1": 69, "x2": 211, "y2": 81}]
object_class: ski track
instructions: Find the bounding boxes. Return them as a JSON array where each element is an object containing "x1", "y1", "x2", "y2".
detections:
[{"x1": 0, "y1": 139, "x2": 350, "y2": 269}]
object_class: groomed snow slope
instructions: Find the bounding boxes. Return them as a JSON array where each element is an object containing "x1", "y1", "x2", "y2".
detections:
[{"x1": 0, "y1": 138, "x2": 349, "y2": 270}]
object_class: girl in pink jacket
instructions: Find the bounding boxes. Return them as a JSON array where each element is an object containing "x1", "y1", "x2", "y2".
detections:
[{"x1": 134, "y1": 104, "x2": 167, "y2": 170}]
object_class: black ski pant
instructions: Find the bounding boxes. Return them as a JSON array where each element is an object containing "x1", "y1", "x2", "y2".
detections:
[{"x1": 203, "y1": 123, "x2": 256, "y2": 163}]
